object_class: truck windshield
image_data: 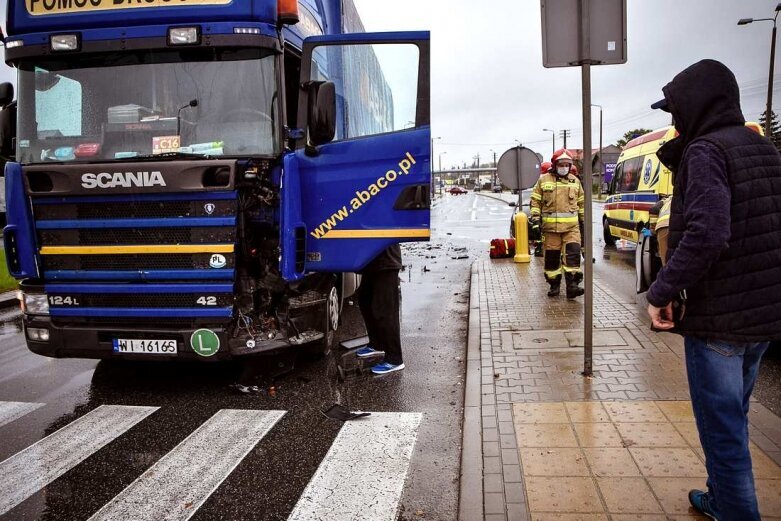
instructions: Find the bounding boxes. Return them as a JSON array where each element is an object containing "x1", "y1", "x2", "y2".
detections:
[{"x1": 16, "y1": 48, "x2": 279, "y2": 163}]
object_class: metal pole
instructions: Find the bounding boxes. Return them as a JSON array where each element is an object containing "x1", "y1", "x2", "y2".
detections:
[
  {"x1": 515, "y1": 146, "x2": 522, "y2": 207},
  {"x1": 580, "y1": 0, "x2": 593, "y2": 376},
  {"x1": 599, "y1": 107, "x2": 603, "y2": 197},
  {"x1": 767, "y1": 22, "x2": 777, "y2": 137}
]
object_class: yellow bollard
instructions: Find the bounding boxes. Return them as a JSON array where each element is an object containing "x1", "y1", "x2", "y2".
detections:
[{"x1": 513, "y1": 211, "x2": 531, "y2": 263}]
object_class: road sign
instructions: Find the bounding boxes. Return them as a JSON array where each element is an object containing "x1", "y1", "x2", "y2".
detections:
[
  {"x1": 541, "y1": 0, "x2": 627, "y2": 68},
  {"x1": 496, "y1": 147, "x2": 540, "y2": 191}
]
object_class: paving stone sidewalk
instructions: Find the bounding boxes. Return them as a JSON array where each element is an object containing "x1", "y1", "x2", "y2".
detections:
[{"x1": 459, "y1": 259, "x2": 781, "y2": 521}]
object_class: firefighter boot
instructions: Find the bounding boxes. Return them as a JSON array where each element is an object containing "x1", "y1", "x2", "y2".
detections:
[
  {"x1": 547, "y1": 278, "x2": 561, "y2": 297},
  {"x1": 565, "y1": 273, "x2": 585, "y2": 299}
]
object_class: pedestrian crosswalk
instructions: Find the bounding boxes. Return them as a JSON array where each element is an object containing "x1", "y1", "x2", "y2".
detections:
[{"x1": 0, "y1": 400, "x2": 422, "y2": 521}]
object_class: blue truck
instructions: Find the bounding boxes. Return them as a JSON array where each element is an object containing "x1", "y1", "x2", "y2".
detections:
[{"x1": 0, "y1": 0, "x2": 431, "y2": 360}]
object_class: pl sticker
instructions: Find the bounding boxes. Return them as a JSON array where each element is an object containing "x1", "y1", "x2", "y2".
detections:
[
  {"x1": 209, "y1": 254, "x2": 227, "y2": 269},
  {"x1": 204, "y1": 203, "x2": 216, "y2": 215}
]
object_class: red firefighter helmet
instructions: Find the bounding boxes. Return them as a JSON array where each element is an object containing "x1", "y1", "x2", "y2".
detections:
[
  {"x1": 540, "y1": 161, "x2": 552, "y2": 175},
  {"x1": 551, "y1": 148, "x2": 574, "y2": 165}
]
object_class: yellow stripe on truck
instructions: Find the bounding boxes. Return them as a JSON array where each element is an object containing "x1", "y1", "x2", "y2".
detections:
[
  {"x1": 316, "y1": 229, "x2": 430, "y2": 239},
  {"x1": 39, "y1": 245, "x2": 235, "y2": 255}
]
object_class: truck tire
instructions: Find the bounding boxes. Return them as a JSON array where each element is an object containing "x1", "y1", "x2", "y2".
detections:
[
  {"x1": 309, "y1": 283, "x2": 340, "y2": 356},
  {"x1": 603, "y1": 218, "x2": 615, "y2": 246}
]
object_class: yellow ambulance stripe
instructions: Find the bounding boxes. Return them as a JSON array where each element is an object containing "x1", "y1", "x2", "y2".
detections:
[
  {"x1": 39, "y1": 245, "x2": 235, "y2": 255},
  {"x1": 319, "y1": 229, "x2": 430, "y2": 239}
]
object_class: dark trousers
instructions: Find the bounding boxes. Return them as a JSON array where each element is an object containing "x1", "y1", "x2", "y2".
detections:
[{"x1": 358, "y1": 269, "x2": 402, "y2": 365}]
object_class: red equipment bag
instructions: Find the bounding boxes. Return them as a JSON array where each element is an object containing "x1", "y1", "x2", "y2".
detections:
[{"x1": 489, "y1": 238, "x2": 516, "y2": 259}]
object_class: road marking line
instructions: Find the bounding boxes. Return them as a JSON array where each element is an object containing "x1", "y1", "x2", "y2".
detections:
[
  {"x1": 0, "y1": 401, "x2": 44, "y2": 428},
  {"x1": 89, "y1": 409, "x2": 286, "y2": 521},
  {"x1": 0, "y1": 405, "x2": 158, "y2": 515},
  {"x1": 288, "y1": 412, "x2": 422, "y2": 521}
]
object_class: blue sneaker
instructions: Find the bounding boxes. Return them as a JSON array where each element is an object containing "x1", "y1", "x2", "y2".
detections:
[
  {"x1": 371, "y1": 362, "x2": 405, "y2": 375},
  {"x1": 688, "y1": 489, "x2": 720, "y2": 520},
  {"x1": 355, "y1": 346, "x2": 384, "y2": 358}
]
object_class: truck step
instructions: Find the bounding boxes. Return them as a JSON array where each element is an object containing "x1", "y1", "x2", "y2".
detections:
[
  {"x1": 289, "y1": 291, "x2": 326, "y2": 310},
  {"x1": 288, "y1": 329, "x2": 325, "y2": 345}
]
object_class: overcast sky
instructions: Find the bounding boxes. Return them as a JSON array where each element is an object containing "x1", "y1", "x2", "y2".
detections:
[
  {"x1": 354, "y1": 0, "x2": 781, "y2": 168},
  {"x1": 0, "y1": 0, "x2": 778, "y2": 168}
]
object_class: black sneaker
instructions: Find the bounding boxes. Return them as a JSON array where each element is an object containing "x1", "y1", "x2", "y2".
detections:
[{"x1": 688, "y1": 489, "x2": 720, "y2": 520}]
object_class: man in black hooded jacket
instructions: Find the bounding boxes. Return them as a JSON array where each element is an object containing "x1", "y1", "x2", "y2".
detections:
[{"x1": 646, "y1": 59, "x2": 781, "y2": 520}]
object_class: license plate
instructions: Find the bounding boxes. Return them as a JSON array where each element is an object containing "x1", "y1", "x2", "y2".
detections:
[{"x1": 112, "y1": 338, "x2": 178, "y2": 355}]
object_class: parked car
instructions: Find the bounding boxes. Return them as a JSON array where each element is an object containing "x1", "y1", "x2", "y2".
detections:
[{"x1": 448, "y1": 186, "x2": 468, "y2": 195}]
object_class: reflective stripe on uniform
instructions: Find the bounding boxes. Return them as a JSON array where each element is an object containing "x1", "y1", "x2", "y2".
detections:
[
  {"x1": 531, "y1": 193, "x2": 543, "y2": 201},
  {"x1": 562, "y1": 265, "x2": 582, "y2": 274},
  {"x1": 541, "y1": 182, "x2": 555, "y2": 190},
  {"x1": 545, "y1": 268, "x2": 562, "y2": 278}
]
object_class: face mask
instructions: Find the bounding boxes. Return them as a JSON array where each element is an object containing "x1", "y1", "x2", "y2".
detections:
[{"x1": 556, "y1": 166, "x2": 570, "y2": 176}]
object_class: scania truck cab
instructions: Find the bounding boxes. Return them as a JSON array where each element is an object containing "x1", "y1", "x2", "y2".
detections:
[{"x1": 1, "y1": 0, "x2": 431, "y2": 360}]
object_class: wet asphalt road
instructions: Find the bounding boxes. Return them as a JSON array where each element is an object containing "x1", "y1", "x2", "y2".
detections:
[
  {"x1": 0, "y1": 194, "x2": 479, "y2": 521},
  {"x1": 0, "y1": 191, "x2": 779, "y2": 521}
]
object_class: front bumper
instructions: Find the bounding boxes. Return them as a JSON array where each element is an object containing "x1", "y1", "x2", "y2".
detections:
[{"x1": 22, "y1": 315, "x2": 292, "y2": 361}]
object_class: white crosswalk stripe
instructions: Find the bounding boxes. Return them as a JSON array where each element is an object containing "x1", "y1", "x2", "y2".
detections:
[
  {"x1": 288, "y1": 412, "x2": 423, "y2": 521},
  {"x1": 0, "y1": 404, "x2": 158, "y2": 515},
  {"x1": 0, "y1": 401, "x2": 422, "y2": 520},
  {"x1": 0, "y1": 400, "x2": 44, "y2": 428},
  {"x1": 88, "y1": 409, "x2": 286, "y2": 521}
]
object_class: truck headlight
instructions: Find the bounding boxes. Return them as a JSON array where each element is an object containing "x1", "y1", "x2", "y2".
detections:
[
  {"x1": 22, "y1": 293, "x2": 50, "y2": 315},
  {"x1": 27, "y1": 327, "x2": 50, "y2": 342}
]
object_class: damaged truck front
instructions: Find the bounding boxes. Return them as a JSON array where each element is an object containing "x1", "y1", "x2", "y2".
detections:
[{"x1": 1, "y1": 0, "x2": 431, "y2": 360}]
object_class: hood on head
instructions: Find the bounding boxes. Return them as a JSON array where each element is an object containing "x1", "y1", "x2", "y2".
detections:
[{"x1": 660, "y1": 59, "x2": 745, "y2": 143}]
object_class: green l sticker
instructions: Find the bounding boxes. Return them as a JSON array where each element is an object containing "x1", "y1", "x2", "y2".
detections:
[{"x1": 190, "y1": 329, "x2": 220, "y2": 357}]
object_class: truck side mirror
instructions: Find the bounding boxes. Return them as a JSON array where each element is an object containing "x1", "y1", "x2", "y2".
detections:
[
  {"x1": 0, "y1": 83, "x2": 13, "y2": 107},
  {"x1": 307, "y1": 81, "x2": 336, "y2": 147},
  {"x1": 0, "y1": 101, "x2": 16, "y2": 160}
]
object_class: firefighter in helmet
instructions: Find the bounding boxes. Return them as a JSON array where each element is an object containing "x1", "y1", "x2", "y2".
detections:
[{"x1": 530, "y1": 149, "x2": 585, "y2": 298}]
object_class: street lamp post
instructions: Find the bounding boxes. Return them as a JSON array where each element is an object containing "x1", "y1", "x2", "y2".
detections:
[
  {"x1": 431, "y1": 136, "x2": 442, "y2": 195},
  {"x1": 739, "y1": 3, "x2": 781, "y2": 138},
  {"x1": 591, "y1": 104, "x2": 603, "y2": 197},
  {"x1": 542, "y1": 128, "x2": 556, "y2": 155},
  {"x1": 438, "y1": 151, "x2": 447, "y2": 195}
]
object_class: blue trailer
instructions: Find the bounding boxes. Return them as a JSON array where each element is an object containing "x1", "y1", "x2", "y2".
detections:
[{"x1": 0, "y1": 0, "x2": 431, "y2": 360}]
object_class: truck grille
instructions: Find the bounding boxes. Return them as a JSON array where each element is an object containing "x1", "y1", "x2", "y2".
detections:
[
  {"x1": 34, "y1": 200, "x2": 236, "y2": 220},
  {"x1": 39, "y1": 227, "x2": 236, "y2": 246},
  {"x1": 34, "y1": 191, "x2": 238, "y2": 319}
]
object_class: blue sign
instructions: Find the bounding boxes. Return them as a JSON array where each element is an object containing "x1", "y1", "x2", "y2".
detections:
[
  {"x1": 604, "y1": 163, "x2": 617, "y2": 183},
  {"x1": 643, "y1": 159, "x2": 653, "y2": 184}
]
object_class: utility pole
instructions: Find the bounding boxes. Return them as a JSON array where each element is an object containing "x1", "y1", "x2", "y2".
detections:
[{"x1": 559, "y1": 129, "x2": 571, "y2": 149}]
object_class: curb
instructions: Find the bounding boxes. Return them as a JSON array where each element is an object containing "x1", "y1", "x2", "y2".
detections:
[
  {"x1": 0, "y1": 290, "x2": 18, "y2": 309},
  {"x1": 458, "y1": 262, "x2": 483, "y2": 521}
]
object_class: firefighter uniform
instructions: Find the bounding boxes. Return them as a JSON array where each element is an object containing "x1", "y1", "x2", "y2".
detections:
[{"x1": 530, "y1": 150, "x2": 585, "y2": 298}]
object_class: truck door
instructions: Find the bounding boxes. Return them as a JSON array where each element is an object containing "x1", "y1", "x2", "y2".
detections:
[{"x1": 280, "y1": 32, "x2": 430, "y2": 281}]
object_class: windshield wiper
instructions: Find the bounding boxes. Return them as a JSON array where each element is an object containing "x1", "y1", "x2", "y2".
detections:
[{"x1": 115, "y1": 152, "x2": 213, "y2": 161}]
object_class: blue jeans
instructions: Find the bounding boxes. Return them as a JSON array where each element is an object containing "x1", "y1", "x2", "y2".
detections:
[{"x1": 685, "y1": 336, "x2": 769, "y2": 521}]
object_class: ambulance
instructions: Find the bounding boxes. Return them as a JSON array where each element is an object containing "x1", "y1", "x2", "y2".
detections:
[{"x1": 603, "y1": 123, "x2": 762, "y2": 245}]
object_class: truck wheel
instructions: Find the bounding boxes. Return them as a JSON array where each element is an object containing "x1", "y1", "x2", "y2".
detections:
[
  {"x1": 310, "y1": 284, "x2": 340, "y2": 356},
  {"x1": 603, "y1": 218, "x2": 615, "y2": 246}
]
